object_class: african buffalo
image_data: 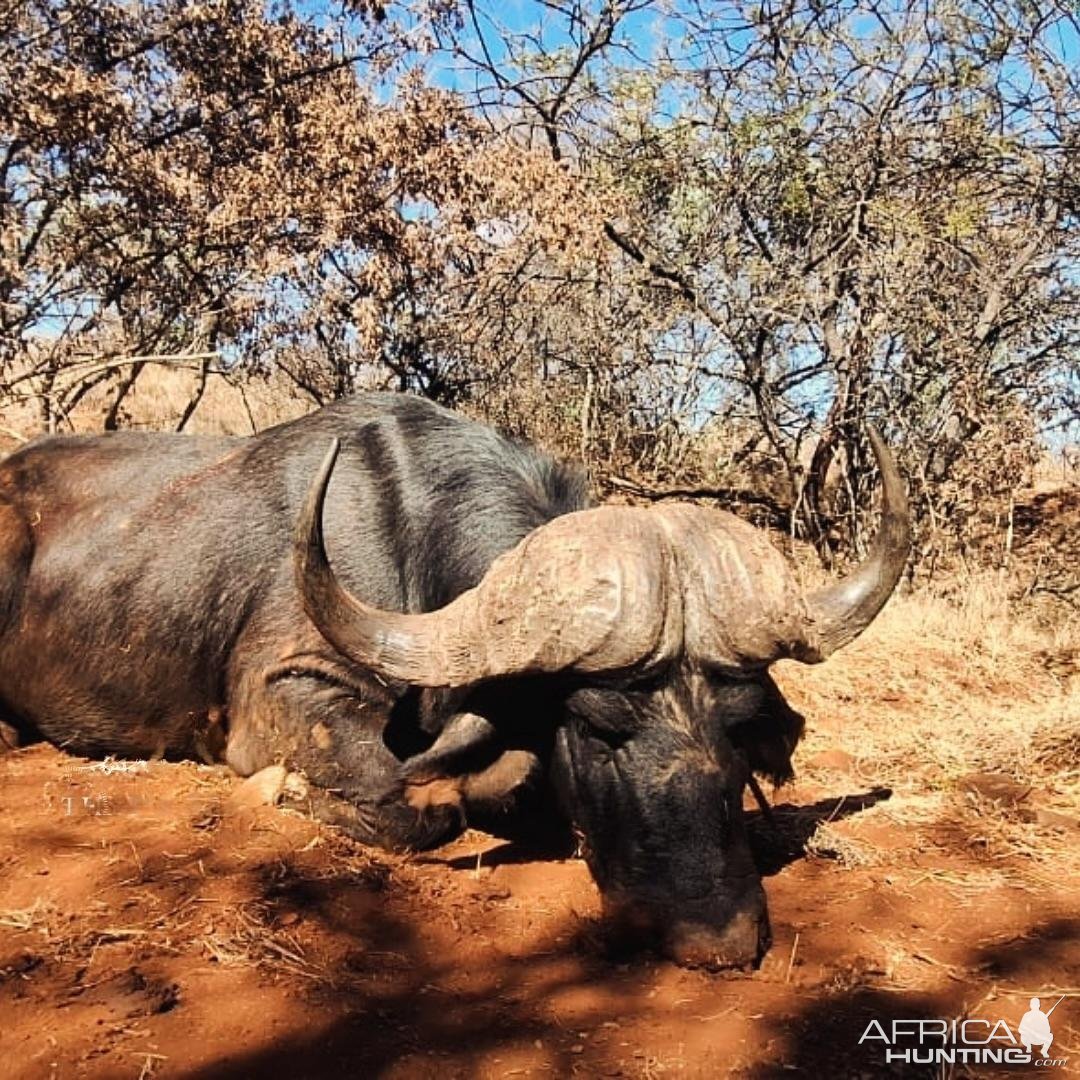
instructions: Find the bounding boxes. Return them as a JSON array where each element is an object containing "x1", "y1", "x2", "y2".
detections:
[{"x1": 0, "y1": 393, "x2": 909, "y2": 968}]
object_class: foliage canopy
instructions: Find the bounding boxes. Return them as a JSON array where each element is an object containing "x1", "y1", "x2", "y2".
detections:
[{"x1": 2, "y1": 0, "x2": 1077, "y2": 566}]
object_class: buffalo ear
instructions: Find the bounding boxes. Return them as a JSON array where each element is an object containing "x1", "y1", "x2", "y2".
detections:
[
  {"x1": 399, "y1": 711, "x2": 499, "y2": 783},
  {"x1": 399, "y1": 711, "x2": 543, "y2": 824},
  {"x1": 461, "y1": 749, "x2": 543, "y2": 812},
  {"x1": 726, "y1": 676, "x2": 805, "y2": 786},
  {"x1": 402, "y1": 748, "x2": 543, "y2": 824}
]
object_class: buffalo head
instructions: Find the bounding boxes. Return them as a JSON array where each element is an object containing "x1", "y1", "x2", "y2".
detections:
[{"x1": 293, "y1": 430, "x2": 909, "y2": 969}]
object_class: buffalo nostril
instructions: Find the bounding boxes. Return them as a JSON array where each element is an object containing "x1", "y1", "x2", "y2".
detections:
[
  {"x1": 666, "y1": 906, "x2": 771, "y2": 971},
  {"x1": 601, "y1": 887, "x2": 771, "y2": 971}
]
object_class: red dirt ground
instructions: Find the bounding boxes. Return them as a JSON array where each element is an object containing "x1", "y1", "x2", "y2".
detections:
[{"x1": 2, "y1": 735, "x2": 1077, "y2": 1079}]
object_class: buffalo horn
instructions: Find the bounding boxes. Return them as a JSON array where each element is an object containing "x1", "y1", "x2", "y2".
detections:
[
  {"x1": 294, "y1": 439, "x2": 679, "y2": 688},
  {"x1": 802, "y1": 427, "x2": 910, "y2": 659}
]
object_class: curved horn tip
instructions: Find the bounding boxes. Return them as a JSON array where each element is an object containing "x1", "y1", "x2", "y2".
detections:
[
  {"x1": 805, "y1": 425, "x2": 911, "y2": 660},
  {"x1": 316, "y1": 437, "x2": 342, "y2": 490},
  {"x1": 864, "y1": 423, "x2": 911, "y2": 539},
  {"x1": 294, "y1": 437, "x2": 342, "y2": 576},
  {"x1": 291, "y1": 435, "x2": 452, "y2": 689}
]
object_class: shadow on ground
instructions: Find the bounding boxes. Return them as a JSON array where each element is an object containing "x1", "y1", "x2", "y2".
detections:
[{"x1": 748, "y1": 786, "x2": 893, "y2": 875}]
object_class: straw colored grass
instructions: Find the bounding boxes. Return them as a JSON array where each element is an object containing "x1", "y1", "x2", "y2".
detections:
[
  {"x1": 779, "y1": 572, "x2": 1079, "y2": 868},
  {"x1": 1, "y1": 362, "x2": 311, "y2": 447}
]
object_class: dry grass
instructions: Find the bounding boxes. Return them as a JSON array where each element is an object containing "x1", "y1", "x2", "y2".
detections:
[
  {"x1": 779, "y1": 572, "x2": 1079, "y2": 869},
  {"x1": 0, "y1": 874, "x2": 328, "y2": 985},
  {"x1": 0, "y1": 900, "x2": 55, "y2": 932},
  {"x1": 0, "y1": 363, "x2": 311, "y2": 449},
  {"x1": 198, "y1": 901, "x2": 324, "y2": 980},
  {"x1": 803, "y1": 820, "x2": 885, "y2": 867},
  {"x1": 96, "y1": 366, "x2": 310, "y2": 436}
]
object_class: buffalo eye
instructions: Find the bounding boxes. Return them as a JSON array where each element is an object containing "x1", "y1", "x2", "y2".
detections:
[
  {"x1": 564, "y1": 687, "x2": 638, "y2": 746},
  {"x1": 579, "y1": 717, "x2": 630, "y2": 754}
]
